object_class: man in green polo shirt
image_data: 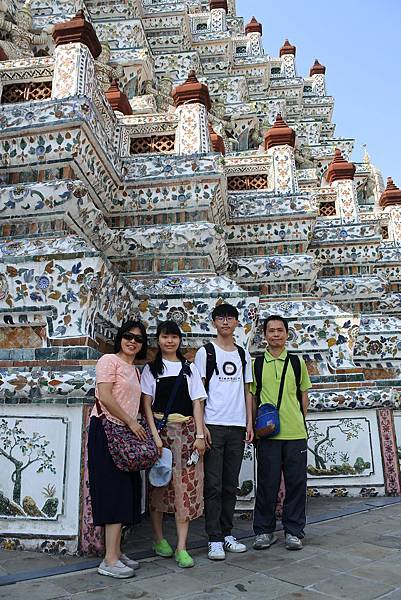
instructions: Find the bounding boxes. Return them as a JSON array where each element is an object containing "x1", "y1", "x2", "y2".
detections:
[{"x1": 251, "y1": 315, "x2": 312, "y2": 551}]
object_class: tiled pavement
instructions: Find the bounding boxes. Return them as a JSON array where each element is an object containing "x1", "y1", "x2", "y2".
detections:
[{"x1": 1, "y1": 497, "x2": 401, "y2": 599}]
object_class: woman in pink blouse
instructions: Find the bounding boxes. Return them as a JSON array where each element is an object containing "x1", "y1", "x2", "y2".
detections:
[{"x1": 88, "y1": 320, "x2": 148, "y2": 579}]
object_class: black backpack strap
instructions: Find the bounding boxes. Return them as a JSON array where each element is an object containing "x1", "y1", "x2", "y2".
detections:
[
  {"x1": 182, "y1": 360, "x2": 192, "y2": 377},
  {"x1": 204, "y1": 342, "x2": 218, "y2": 392},
  {"x1": 276, "y1": 355, "x2": 290, "y2": 411},
  {"x1": 254, "y1": 355, "x2": 264, "y2": 406},
  {"x1": 288, "y1": 353, "x2": 302, "y2": 409},
  {"x1": 288, "y1": 353, "x2": 307, "y2": 431},
  {"x1": 234, "y1": 344, "x2": 246, "y2": 384}
]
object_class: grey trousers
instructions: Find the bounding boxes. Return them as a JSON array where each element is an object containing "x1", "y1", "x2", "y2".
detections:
[{"x1": 204, "y1": 424, "x2": 246, "y2": 542}]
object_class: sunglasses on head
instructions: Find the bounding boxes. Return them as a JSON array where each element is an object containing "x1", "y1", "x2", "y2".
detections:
[{"x1": 122, "y1": 332, "x2": 144, "y2": 343}]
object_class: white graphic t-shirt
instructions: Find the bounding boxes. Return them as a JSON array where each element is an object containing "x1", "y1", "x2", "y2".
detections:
[{"x1": 194, "y1": 343, "x2": 253, "y2": 427}]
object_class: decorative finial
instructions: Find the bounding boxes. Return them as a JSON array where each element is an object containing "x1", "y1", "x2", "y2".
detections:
[
  {"x1": 105, "y1": 78, "x2": 132, "y2": 115},
  {"x1": 172, "y1": 71, "x2": 211, "y2": 111},
  {"x1": 245, "y1": 16, "x2": 262, "y2": 36},
  {"x1": 209, "y1": 0, "x2": 228, "y2": 10},
  {"x1": 310, "y1": 59, "x2": 326, "y2": 76},
  {"x1": 52, "y1": 9, "x2": 102, "y2": 58},
  {"x1": 208, "y1": 123, "x2": 225, "y2": 155},
  {"x1": 264, "y1": 113, "x2": 296, "y2": 149},
  {"x1": 186, "y1": 70, "x2": 199, "y2": 84},
  {"x1": 379, "y1": 177, "x2": 401, "y2": 208},
  {"x1": 280, "y1": 39, "x2": 296, "y2": 57},
  {"x1": 326, "y1": 148, "x2": 356, "y2": 184}
]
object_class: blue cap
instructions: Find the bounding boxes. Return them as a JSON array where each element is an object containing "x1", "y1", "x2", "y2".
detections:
[{"x1": 149, "y1": 447, "x2": 173, "y2": 487}]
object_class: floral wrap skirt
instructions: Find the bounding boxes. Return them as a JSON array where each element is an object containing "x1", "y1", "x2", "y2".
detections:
[{"x1": 150, "y1": 418, "x2": 204, "y2": 521}]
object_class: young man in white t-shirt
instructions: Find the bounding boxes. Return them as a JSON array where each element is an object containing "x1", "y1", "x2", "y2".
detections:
[{"x1": 194, "y1": 304, "x2": 254, "y2": 560}]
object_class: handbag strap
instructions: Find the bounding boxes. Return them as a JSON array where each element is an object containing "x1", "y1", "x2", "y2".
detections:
[
  {"x1": 276, "y1": 355, "x2": 290, "y2": 412},
  {"x1": 156, "y1": 361, "x2": 190, "y2": 432},
  {"x1": 95, "y1": 397, "x2": 104, "y2": 417}
]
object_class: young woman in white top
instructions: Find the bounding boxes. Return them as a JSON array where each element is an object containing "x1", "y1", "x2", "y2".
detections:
[{"x1": 142, "y1": 320, "x2": 206, "y2": 568}]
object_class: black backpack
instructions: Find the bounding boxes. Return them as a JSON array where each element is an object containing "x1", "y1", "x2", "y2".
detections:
[
  {"x1": 254, "y1": 353, "x2": 306, "y2": 427},
  {"x1": 204, "y1": 342, "x2": 246, "y2": 393}
]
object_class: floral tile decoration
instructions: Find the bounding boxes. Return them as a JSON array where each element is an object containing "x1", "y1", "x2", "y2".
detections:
[{"x1": 0, "y1": 0, "x2": 400, "y2": 553}]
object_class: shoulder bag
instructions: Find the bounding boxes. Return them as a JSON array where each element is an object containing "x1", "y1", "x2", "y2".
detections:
[
  {"x1": 254, "y1": 355, "x2": 290, "y2": 438},
  {"x1": 96, "y1": 369, "x2": 158, "y2": 472}
]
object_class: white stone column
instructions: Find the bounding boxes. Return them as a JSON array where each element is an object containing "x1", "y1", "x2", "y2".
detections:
[
  {"x1": 210, "y1": 8, "x2": 226, "y2": 32},
  {"x1": 52, "y1": 42, "x2": 95, "y2": 100},
  {"x1": 246, "y1": 32, "x2": 262, "y2": 56},
  {"x1": 385, "y1": 206, "x2": 401, "y2": 242},
  {"x1": 281, "y1": 53, "x2": 296, "y2": 78},
  {"x1": 174, "y1": 103, "x2": 212, "y2": 154},
  {"x1": 267, "y1": 144, "x2": 299, "y2": 194},
  {"x1": 333, "y1": 179, "x2": 360, "y2": 223},
  {"x1": 311, "y1": 72, "x2": 326, "y2": 96}
]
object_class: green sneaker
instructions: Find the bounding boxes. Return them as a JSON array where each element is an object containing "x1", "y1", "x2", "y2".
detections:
[
  {"x1": 175, "y1": 549, "x2": 194, "y2": 568},
  {"x1": 153, "y1": 539, "x2": 173, "y2": 558}
]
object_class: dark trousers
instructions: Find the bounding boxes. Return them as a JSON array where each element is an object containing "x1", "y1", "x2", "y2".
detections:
[
  {"x1": 253, "y1": 438, "x2": 307, "y2": 538},
  {"x1": 204, "y1": 425, "x2": 246, "y2": 542}
]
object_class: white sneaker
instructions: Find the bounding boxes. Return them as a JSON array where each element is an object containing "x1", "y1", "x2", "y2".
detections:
[
  {"x1": 120, "y1": 553, "x2": 140, "y2": 570},
  {"x1": 224, "y1": 536, "x2": 247, "y2": 553},
  {"x1": 98, "y1": 559, "x2": 135, "y2": 578},
  {"x1": 208, "y1": 541, "x2": 226, "y2": 560},
  {"x1": 285, "y1": 534, "x2": 303, "y2": 550}
]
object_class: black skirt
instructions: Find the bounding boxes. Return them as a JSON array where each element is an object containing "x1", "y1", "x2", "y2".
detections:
[{"x1": 88, "y1": 416, "x2": 142, "y2": 526}]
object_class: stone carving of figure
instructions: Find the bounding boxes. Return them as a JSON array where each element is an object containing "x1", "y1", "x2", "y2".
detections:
[
  {"x1": 295, "y1": 146, "x2": 315, "y2": 169},
  {"x1": 95, "y1": 41, "x2": 113, "y2": 90},
  {"x1": 95, "y1": 40, "x2": 124, "y2": 91},
  {"x1": 141, "y1": 79, "x2": 154, "y2": 96},
  {"x1": 0, "y1": 0, "x2": 49, "y2": 59}
]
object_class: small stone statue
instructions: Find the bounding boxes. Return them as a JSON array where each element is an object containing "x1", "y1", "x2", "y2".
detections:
[
  {"x1": 0, "y1": 0, "x2": 49, "y2": 59},
  {"x1": 95, "y1": 40, "x2": 124, "y2": 91}
]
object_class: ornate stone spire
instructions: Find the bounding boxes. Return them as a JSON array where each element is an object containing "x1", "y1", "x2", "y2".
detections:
[
  {"x1": 208, "y1": 123, "x2": 225, "y2": 155},
  {"x1": 105, "y1": 79, "x2": 132, "y2": 115},
  {"x1": 245, "y1": 16, "x2": 262, "y2": 36},
  {"x1": 52, "y1": 10, "x2": 102, "y2": 59},
  {"x1": 362, "y1": 144, "x2": 371, "y2": 165},
  {"x1": 326, "y1": 149, "x2": 356, "y2": 184},
  {"x1": 379, "y1": 177, "x2": 401, "y2": 208},
  {"x1": 172, "y1": 70, "x2": 211, "y2": 111},
  {"x1": 209, "y1": 0, "x2": 228, "y2": 10},
  {"x1": 280, "y1": 39, "x2": 296, "y2": 57},
  {"x1": 264, "y1": 113, "x2": 295, "y2": 149},
  {"x1": 310, "y1": 59, "x2": 326, "y2": 76}
]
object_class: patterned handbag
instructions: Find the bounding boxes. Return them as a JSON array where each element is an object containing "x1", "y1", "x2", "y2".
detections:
[{"x1": 96, "y1": 398, "x2": 159, "y2": 472}]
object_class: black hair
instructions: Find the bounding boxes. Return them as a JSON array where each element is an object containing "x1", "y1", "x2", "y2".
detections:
[
  {"x1": 211, "y1": 303, "x2": 239, "y2": 321},
  {"x1": 114, "y1": 320, "x2": 148, "y2": 360},
  {"x1": 149, "y1": 320, "x2": 191, "y2": 378},
  {"x1": 263, "y1": 315, "x2": 289, "y2": 334}
]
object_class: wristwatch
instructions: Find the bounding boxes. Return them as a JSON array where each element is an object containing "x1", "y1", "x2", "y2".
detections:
[{"x1": 195, "y1": 434, "x2": 205, "y2": 439}]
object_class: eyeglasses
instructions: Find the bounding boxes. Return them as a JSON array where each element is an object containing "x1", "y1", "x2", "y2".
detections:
[
  {"x1": 122, "y1": 332, "x2": 144, "y2": 343},
  {"x1": 215, "y1": 316, "x2": 236, "y2": 323}
]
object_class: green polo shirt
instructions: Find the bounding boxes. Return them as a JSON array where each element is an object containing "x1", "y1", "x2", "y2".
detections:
[{"x1": 251, "y1": 350, "x2": 312, "y2": 440}]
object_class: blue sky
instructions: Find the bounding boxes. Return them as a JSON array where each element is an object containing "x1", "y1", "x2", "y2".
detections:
[{"x1": 237, "y1": 0, "x2": 401, "y2": 187}]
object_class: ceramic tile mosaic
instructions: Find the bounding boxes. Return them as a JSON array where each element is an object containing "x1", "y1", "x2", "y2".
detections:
[{"x1": 0, "y1": 0, "x2": 400, "y2": 552}]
